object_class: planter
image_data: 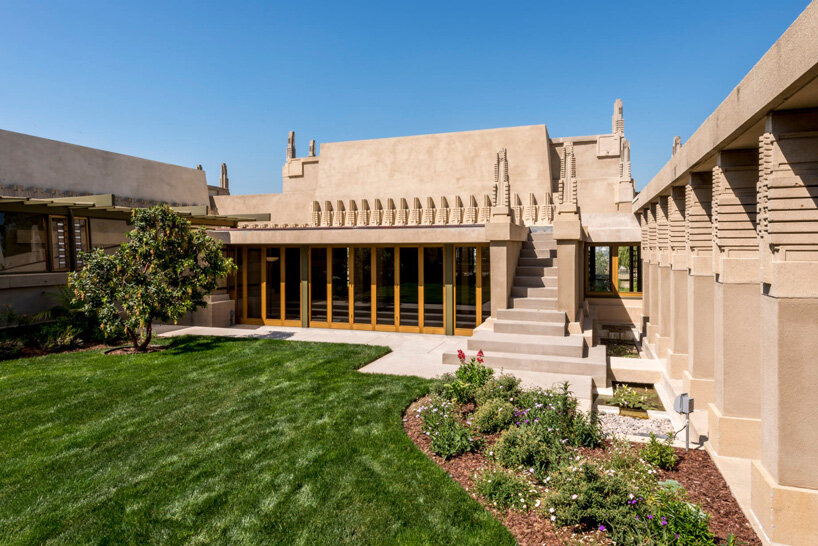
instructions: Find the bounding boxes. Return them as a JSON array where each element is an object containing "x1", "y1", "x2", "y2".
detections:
[{"x1": 619, "y1": 408, "x2": 650, "y2": 420}]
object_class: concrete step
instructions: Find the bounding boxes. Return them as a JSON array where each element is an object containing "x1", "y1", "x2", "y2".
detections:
[
  {"x1": 516, "y1": 265, "x2": 558, "y2": 277},
  {"x1": 520, "y1": 248, "x2": 557, "y2": 259},
  {"x1": 493, "y1": 319, "x2": 566, "y2": 336},
  {"x1": 510, "y1": 286, "x2": 557, "y2": 298},
  {"x1": 496, "y1": 308, "x2": 565, "y2": 322},
  {"x1": 517, "y1": 257, "x2": 556, "y2": 268},
  {"x1": 467, "y1": 331, "x2": 584, "y2": 358},
  {"x1": 514, "y1": 275, "x2": 559, "y2": 288},
  {"x1": 529, "y1": 230, "x2": 554, "y2": 239},
  {"x1": 443, "y1": 346, "x2": 606, "y2": 386},
  {"x1": 510, "y1": 296, "x2": 558, "y2": 310}
]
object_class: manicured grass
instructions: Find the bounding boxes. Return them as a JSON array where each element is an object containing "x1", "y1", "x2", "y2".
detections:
[{"x1": 0, "y1": 336, "x2": 514, "y2": 545}]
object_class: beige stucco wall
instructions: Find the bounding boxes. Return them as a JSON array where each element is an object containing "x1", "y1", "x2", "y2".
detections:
[{"x1": 0, "y1": 129, "x2": 209, "y2": 206}]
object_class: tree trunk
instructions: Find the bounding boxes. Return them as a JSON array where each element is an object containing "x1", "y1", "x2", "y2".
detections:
[
  {"x1": 137, "y1": 322, "x2": 153, "y2": 352},
  {"x1": 126, "y1": 327, "x2": 140, "y2": 351}
]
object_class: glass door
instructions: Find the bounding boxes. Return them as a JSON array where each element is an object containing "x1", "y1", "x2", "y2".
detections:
[
  {"x1": 246, "y1": 248, "x2": 263, "y2": 321},
  {"x1": 454, "y1": 246, "x2": 477, "y2": 333},
  {"x1": 265, "y1": 247, "x2": 282, "y2": 322},
  {"x1": 422, "y1": 247, "x2": 444, "y2": 333},
  {"x1": 375, "y1": 247, "x2": 396, "y2": 329},
  {"x1": 331, "y1": 248, "x2": 350, "y2": 326},
  {"x1": 310, "y1": 247, "x2": 329, "y2": 327},
  {"x1": 283, "y1": 247, "x2": 301, "y2": 323},
  {"x1": 352, "y1": 247, "x2": 373, "y2": 328},
  {"x1": 398, "y1": 247, "x2": 420, "y2": 331}
]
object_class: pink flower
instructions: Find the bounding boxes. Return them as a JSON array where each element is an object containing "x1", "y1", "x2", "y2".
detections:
[{"x1": 456, "y1": 349, "x2": 465, "y2": 362}]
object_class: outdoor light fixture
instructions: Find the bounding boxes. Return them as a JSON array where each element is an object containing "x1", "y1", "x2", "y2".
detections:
[{"x1": 673, "y1": 393, "x2": 694, "y2": 451}]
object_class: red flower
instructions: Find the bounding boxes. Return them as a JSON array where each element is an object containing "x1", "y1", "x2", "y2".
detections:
[{"x1": 456, "y1": 349, "x2": 466, "y2": 362}]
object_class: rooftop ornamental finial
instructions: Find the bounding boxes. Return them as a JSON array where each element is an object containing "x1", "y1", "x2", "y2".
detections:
[{"x1": 287, "y1": 131, "x2": 296, "y2": 160}]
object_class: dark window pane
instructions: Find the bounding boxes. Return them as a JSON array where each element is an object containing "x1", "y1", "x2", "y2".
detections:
[
  {"x1": 310, "y1": 248, "x2": 328, "y2": 323},
  {"x1": 0, "y1": 212, "x2": 47, "y2": 274},
  {"x1": 481, "y1": 246, "x2": 491, "y2": 323},
  {"x1": 353, "y1": 247, "x2": 372, "y2": 324},
  {"x1": 247, "y1": 248, "x2": 262, "y2": 319},
  {"x1": 588, "y1": 246, "x2": 612, "y2": 293},
  {"x1": 331, "y1": 248, "x2": 350, "y2": 323},
  {"x1": 376, "y1": 247, "x2": 395, "y2": 325},
  {"x1": 399, "y1": 247, "x2": 419, "y2": 327},
  {"x1": 89, "y1": 218, "x2": 130, "y2": 254},
  {"x1": 284, "y1": 248, "x2": 301, "y2": 320},
  {"x1": 266, "y1": 248, "x2": 281, "y2": 320},
  {"x1": 49, "y1": 216, "x2": 69, "y2": 271},
  {"x1": 423, "y1": 247, "x2": 444, "y2": 328},
  {"x1": 455, "y1": 247, "x2": 477, "y2": 329},
  {"x1": 73, "y1": 218, "x2": 90, "y2": 269}
]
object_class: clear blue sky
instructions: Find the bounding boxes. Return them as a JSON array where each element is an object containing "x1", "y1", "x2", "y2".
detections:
[{"x1": 0, "y1": 1, "x2": 810, "y2": 194}]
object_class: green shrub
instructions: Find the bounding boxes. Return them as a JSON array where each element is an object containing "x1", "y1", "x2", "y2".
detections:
[
  {"x1": 474, "y1": 373, "x2": 522, "y2": 405},
  {"x1": 491, "y1": 425, "x2": 569, "y2": 479},
  {"x1": 474, "y1": 468, "x2": 538, "y2": 511},
  {"x1": 436, "y1": 350, "x2": 495, "y2": 404},
  {"x1": 609, "y1": 385, "x2": 650, "y2": 410},
  {"x1": 35, "y1": 321, "x2": 82, "y2": 352},
  {"x1": 419, "y1": 396, "x2": 481, "y2": 459},
  {"x1": 472, "y1": 399, "x2": 514, "y2": 433},
  {"x1": 515, "y1": 383, "x2": 602, "y2": 448},
  {"x1": 646, "y1": 481, "x2": 716, "y2": 545},
  {"x1": 544, "y1": 460, "x2": 644, "y2": 541},
  {"x1": 640, "y1": 433, "x2": 677, "y2": 470},
  {"x1": 0, "y1": 339, "x2": 23, "y2": 361},
  {"x1": 428, "y1": 373, "x2": 456, "y2": 397}
]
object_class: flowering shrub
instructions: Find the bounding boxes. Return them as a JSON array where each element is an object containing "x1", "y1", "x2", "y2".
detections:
[
  {"x1": 491, "y1": 425, "x2": 570, "y2": 479},
  {"x1": 418, "y1": 396, "x2": 482, "y2": 459},
  {"x1": 474, "y1": 468, "x2": 539, "y2": 511},
  {"x1": 514, "y1": 383, "x2": 602, "y2": 448},
  {"x1": 474, "y1": 373, "x2": 522, "y2": 405},
  {"x1": 440, "y1": 350, "x2": 494, "y2": 404},
  {"x1": 647, "y1": 482, "x2": 716, "y2": 545},
  {"x1": 641, "y1": 432, "x2": 677, "y2": 470},
  {"x1": 472, "y1": 399, "x2": 514, "y2": 434}
]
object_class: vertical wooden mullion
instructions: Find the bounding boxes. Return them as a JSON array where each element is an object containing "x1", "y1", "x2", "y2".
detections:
[
  {"x1": 612, "y1": 245, "x2": 619, "y2": 295},
  {"x1": 242, "y1": 247, "x2": 248, "y2": 320}
]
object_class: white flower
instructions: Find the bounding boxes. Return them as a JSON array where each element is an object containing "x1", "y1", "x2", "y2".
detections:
[
  {"x1": 551, "y1": 515, "x2": 556, "y2": 521},
  {"x1": 535, "y1": 500, "x2": 541, "y2": 508},
  {"x1": 549, "y1": 507, "x2": 555, "y2": 513},
  {"x1": 571, "y1": 494, "x2": 578, "y2": 500}
]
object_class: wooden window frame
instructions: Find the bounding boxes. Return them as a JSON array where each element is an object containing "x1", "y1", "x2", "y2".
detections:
[{"x1": 585, "y1": 244, "x2": 642, "y2": 298}]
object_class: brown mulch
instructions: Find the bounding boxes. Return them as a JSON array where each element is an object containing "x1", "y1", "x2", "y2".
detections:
[
  {"x1": 658, "y1": 449, "x2": 760, "y2": 545},
  {"x1": 404, "y1": 396, "x2": 760, "y2": 546}
]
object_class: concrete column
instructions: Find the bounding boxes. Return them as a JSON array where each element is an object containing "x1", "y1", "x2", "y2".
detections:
[
  {"x1": 707, "y1": 149, "x2": 762, "y2": 460},
  {"x1": 553, "y1": 203, "x2": 583, "y2": 333},
  {"x1": 655, "y1": 196, "x2": 672, "y2": 358},
  {"x1": 639, "y1": 210, "x2": 651, "y2": 333},
  {"x1": 683, "y1": 172, "x2": 716, "y2": 405},
  {"x1": 667, "y1": 186, "x2": 688, "y2": 378},
  {"x1": 750, "y1": 109, "x2": 818, "y2": 546},
  {"x1": 646, "y1": 203, "x2": 660, "y2": 347},
  {"x1": 486, "y1": 218, "x2": 527, "y2": 317}
]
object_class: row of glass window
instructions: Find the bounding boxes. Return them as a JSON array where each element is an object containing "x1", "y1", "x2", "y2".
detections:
[
  {"x1": 0, "y1": 211, "x2": 129, "y2": 275},
  {"x1": 227, "y1": 245, "x2": 491, "y2": 334}
]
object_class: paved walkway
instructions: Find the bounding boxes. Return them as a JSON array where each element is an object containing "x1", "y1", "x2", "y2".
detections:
[{"x1": 156, "y1": 324, "x2": 583, "y2": 390}]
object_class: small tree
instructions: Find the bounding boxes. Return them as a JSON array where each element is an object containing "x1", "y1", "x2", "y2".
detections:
[{"x1": 69, "y1": 205, "x2": 236, "y2": 352}]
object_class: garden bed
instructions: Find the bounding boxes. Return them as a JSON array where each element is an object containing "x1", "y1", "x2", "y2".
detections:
[{"x1": 406, "y1": 354, "x2": 760, "y2": 545}]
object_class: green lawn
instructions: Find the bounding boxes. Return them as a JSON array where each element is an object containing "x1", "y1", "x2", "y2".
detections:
[{"x1": 0, "y1": 336, "x2": 514, "y2": 545}]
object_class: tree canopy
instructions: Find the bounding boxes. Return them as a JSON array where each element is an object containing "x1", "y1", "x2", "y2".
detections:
[{"x1": 69, "y1": 205, "x2": 236, "y2": 351}]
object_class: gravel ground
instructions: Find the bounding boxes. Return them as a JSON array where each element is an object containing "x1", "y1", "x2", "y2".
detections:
[{"x1": 599, "y1": 412, "x2": 675, "y2": 439}]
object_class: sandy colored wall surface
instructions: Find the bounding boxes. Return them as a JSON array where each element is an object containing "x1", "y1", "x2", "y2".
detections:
[{"x1": 0, "y1": 129, "x2": 209, "y2": 206}]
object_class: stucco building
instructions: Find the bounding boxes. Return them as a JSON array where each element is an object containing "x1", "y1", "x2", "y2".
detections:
[{"x1": 2, "y1": 3, "x2": 818, "y2": 543}]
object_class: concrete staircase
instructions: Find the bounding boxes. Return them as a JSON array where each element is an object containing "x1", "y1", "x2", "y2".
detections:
[{"x1": 443, "y1": 229, "x2": 607, "y2": 399}]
